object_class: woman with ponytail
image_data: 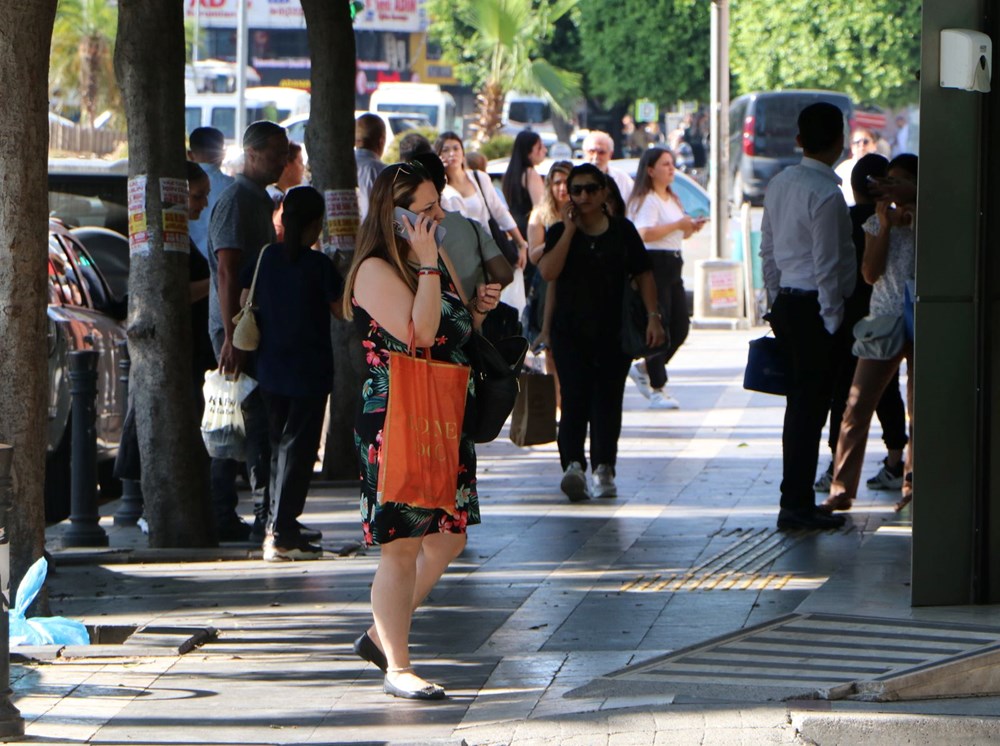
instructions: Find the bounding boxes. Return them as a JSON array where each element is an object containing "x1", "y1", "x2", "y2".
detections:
[{"x1": 239, "y1": 185, "x2": 343, "y2": 562}]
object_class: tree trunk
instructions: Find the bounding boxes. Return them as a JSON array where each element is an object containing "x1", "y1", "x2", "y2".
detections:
[
  {"x1": 301, "y1": 0, "x2": 366, "y2": 480},
  {"x1": 475, "y1": 79, "x2": 506, "y2": 145},
  {"x1": 114, "y1": 0, "x2": 214, "y2": 547},
  {"x1": 0, "y1": 0, "x2": 58, "y2": 604}
]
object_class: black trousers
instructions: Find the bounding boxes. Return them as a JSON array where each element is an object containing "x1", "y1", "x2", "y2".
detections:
[
  {"x1": 262, "y1": 392, "x2": 326, "y2": 543},
  {"x1": 768, "y1": 293, "x2": 840, "y2": 511},
  {"x1": 644, "y1": 251, "x2": 690, "y2": 390},
  {"x1": 551, "y1": 331, "x2": 631, "y2": 472},
  {"x1": 828, "y1": 330, "x2": 908, "y2": 455}
]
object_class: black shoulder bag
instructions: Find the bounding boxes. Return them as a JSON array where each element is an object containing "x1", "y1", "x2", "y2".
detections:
[
  {"x1": 439, "y1": 246, "x2": 528, "y2": 444},
  {"x1": 472, "y1": 170, "x2": 521, "y2": 266},
  {"x1": 468, "y1": 218, "x2": 522, "y2": 343}
]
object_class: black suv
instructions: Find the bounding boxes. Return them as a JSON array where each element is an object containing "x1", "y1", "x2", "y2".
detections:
[{"x1": 729, "y1": 90, "x2": 853, "y2": 205}]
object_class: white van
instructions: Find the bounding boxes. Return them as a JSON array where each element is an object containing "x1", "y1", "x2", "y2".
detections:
[
  {"x1": 185, "y1": 87, "x2": 311, "y2": 142},
  {"x1": 501, "y1": 92, "x2": 558, "y2": 146},
  {"x1": 368, "y1": 83, "x2": 456, "y2": 133}
]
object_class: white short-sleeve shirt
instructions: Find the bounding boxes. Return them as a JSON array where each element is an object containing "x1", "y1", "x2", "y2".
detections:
[{"x1": 627, "y1": 192, "x2": 685, "y2": 251}]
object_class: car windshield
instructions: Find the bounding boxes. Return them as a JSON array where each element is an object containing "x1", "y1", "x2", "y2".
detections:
[
  {"x1": 755, "y1": 95, "x2": 851, "y2": 157},
  {"x1": 376, "y1": 104, "x2": 438, "y2": 127},
  {"x1": 508, "y1": 101, "x2": 550, "y2": 124},
  {"x1": 388, "y1": 115, "x2": 430, "y2": 135},
  {"x1": 49, "y1": 176, "x2": 128, "y2": 236}
]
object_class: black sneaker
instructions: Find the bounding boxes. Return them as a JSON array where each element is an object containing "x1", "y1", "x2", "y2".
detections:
[
  {"x1": 263, "y1": 535, "x2": 322, "y2": 562},
  {"x1": 777, "y1": 507, "x2": 846, "y2": 531},
  {"x1": 217, "y1": 516, "x2": 252, "y2": 542},
  {"x1": 295, "y1": 521, "x2": 322, "y2": 542}
]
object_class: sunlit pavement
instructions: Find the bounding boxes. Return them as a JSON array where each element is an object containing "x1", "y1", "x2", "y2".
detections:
[{"x1": 21, "y1": 327, "x2": 1000, "y2": 745}]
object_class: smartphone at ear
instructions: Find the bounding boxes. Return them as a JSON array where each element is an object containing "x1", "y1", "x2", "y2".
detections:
[{"x1": 393, "y1": 206, "x2": 448, "y2": 244}]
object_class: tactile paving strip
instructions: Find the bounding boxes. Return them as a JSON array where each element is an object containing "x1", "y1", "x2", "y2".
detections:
[{"x1": 620, "y1": 528, "x2": 807, "y2": 593}]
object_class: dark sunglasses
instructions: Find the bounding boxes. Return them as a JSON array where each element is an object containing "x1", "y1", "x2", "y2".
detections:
[
  {"x1": 852, "y1": 138, "x2": 873, "y2": 146},
  {"x1": 569, "y1": 183, "x2": 603, "y2": 196}
]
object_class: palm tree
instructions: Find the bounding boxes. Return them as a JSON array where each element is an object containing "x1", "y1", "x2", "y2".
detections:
[
  {"x1": 462, "y1": 0, "x2": 581, "y2": 144},
  {"x1": 50, "y1": 0, "x2": 120, "y2": 126}
]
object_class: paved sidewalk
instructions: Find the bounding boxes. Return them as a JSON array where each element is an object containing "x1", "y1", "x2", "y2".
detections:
[{"x1": 12, "y1": 327, "x2": 1000, "y2": 745}]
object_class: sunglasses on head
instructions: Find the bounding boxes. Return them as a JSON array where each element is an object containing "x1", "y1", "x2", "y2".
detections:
[
  {"x1": 389, "y1": 160, "x2": 431, "y2": 186},
  {"x1": 569, "y1": 183, "x2": 603, "y2": 196}
]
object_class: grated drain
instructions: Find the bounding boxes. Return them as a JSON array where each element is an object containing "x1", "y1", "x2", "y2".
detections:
[{"x1": 572, "y1": 613, "x2": 1000, "y2": 702}]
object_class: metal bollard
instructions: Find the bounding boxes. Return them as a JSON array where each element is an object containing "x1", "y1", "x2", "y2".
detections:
[
  {"x1": 0, "y1": 445, "x2": 26, "y2": 738},
  {"x1": 113, "y1": 342, "x2": 143, "y2": 527},
  {"x1": 63, "y1": 350, "x2": 108, "y2": 548}
]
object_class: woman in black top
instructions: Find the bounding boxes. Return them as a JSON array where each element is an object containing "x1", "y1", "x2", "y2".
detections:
[
  {"x1": 537, "y1": 164, "x2": 664, "y2": 502},
  {"x1": 240, "y1": 186, "x2": 343, "y2": 562},
  {"x1": 501, "y1": 130, "x2": 546, "y2": 239}
]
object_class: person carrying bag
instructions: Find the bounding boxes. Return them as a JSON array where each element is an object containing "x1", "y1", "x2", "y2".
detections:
[{"x1": 340, "y1": 162, "x2": 502, "y2": 702}]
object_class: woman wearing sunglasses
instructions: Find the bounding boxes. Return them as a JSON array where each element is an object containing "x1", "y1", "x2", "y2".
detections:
[
  {"x1": 342, "y1": 161, "x2": 500, "y2": 701},
  {"x1": 835, "y1": 127, "x2": 879, "y2": 206},
  {"x1": 537, "y1": 164, "x2": 665, "y2": 501},
  {"x1": 626, "y1": 147, "x2": 705, "y2": 410}
]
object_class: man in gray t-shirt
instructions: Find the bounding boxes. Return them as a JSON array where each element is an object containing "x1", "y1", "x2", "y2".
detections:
[{"x1": 207, "y1": 121, "x2": 289, "y2": 543}]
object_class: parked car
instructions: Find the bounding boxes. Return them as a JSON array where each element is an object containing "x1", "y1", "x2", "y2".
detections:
[
  {"x1": 45, "y1": 220, "x2": 127, "y2": 523},
  {"x1": 728, "y1": 90, "x2": 853, "y2": 205}
]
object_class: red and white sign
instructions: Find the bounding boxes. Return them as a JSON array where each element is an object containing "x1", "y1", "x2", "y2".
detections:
[
  {"x1": 186, "y1": 0, "x2": 427, "y2": 32},
  {"x1": 852, "y1": 110, "x2": 888, "y2": 131}
]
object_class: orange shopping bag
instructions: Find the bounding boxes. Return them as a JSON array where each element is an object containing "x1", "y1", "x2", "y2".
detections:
[{"x1": 376, "y1": 347, "x2": 470, "y2": 515}]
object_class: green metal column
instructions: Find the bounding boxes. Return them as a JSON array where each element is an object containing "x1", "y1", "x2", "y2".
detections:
[{"x1": 912, "y1": 0, "x2": 992, "y2": 605}]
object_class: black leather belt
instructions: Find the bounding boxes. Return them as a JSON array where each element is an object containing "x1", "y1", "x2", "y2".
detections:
[{"x1": 779, "y1": 287, "x2": 818, "y2": 297}]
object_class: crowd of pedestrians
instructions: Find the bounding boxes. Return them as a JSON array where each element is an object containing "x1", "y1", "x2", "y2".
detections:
[{"x1": 178, "y1": 103, "x2": 917, "y2": 698}]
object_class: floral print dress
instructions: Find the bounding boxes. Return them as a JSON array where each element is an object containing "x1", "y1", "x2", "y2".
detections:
[{"x1": 352, "y1": 262, "x2": 480, "y2": 546}]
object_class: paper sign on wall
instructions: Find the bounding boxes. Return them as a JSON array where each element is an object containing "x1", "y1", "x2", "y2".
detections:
[
  {"x1": 324, "y1": 189, "x2": 360, "y2": 254},
  {"x1": 128, "y1": 176, "x2": 150, "y2": 256},
  {"x1": 160, "y1": 177, "x2": 190, "y2": 253}
]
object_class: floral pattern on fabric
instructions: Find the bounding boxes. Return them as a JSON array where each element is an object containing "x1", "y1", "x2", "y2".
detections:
[{"x1": 352, "y1": 260, "x2": 479, "y2": 546}]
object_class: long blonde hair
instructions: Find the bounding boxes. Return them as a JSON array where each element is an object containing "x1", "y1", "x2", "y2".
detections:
[
  {"x1": 532, "y1": 160, "x2": 573, "y2": 228},
  {"x1": 342, "y1": 162, "x2": 434, "y2": 319}
]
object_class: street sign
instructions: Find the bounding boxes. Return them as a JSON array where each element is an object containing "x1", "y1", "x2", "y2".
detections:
[{"x1": 635, "y1": 99, "x2": 658, "y2": 123}]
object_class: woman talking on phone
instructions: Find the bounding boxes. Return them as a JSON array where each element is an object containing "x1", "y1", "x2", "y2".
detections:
[
  {"x1": 538, "y1": 164, "x2": 664, "y2": 501},
  {"x1": 626, "y1": 147, "x2": 705, "y2": 409},
  {"x1": 342, "y1": 161, "x2": 499, "y2": 701}
]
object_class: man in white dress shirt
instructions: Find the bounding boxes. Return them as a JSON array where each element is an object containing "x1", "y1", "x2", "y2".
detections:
[
  {"x1": 582, "y1": 130, "x2": 633, "y2": 204},
  {"x1": 759, "y1": 102, "x2": 855, "y2": 531}
]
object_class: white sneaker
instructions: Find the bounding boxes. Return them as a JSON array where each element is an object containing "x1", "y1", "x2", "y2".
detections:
[
  {"x1": 560, "y1": 462, "x2": 591, "y2": 502},
  {"x1": 593, "y1": 464, "x2": 617, "y2": 498},
  {"x1": 262, "y1": 534, "x2": 322, "y2": 562},
  {"x1": 649, "y1": 391, "x2": 680, "y2": 409},
  {"x1": 628, "y1": 362, "x2": 652, "y2": 399}
]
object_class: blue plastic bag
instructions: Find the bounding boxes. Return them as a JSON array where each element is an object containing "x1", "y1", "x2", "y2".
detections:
[{"x1": 9, "y1": 557, "x2": 90, "y2": 647}]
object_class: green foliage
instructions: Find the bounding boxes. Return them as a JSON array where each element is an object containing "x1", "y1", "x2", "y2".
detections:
[
  {"x1": 478, "y1": 134, "x2": 515, "y2": 160},
  {"x1": 382, "y1": 126, "x2": 441, "y2": 163},
  {"x1": 576, "y1": 0, "x2": 710, "y2": 108},
  {"x1": 50, "y1": 0, "x2": 121, "y2": 125},
  {"x1": 729, "y1": 0, "x2": 921, "y2": 107},
  {"x1": 428, "y1": 0, "x2": 582, "y2": 118}
]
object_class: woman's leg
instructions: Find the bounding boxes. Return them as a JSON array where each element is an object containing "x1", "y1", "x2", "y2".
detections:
[
  {"x1": 828, "y1": 356, "x2": 903, "y2": 504},
  {"x1": 874, "y1": 369, "x2": 908, "y2": 464},
  {"x1": 370, "y1": 537, "x2": 422, "y2": 670},
  {"x1": 551, "y1": 333, "x2": 590, "y2": 470},
  {"x1": 589, "y1": 353, "x2": 632, "y2": 470},
  {"x1": 643, "y1": 252, "x2": 671, "y2": 391},
  {"x1": 897, "y1": 343, "x2": 915, "y2": 509}
]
